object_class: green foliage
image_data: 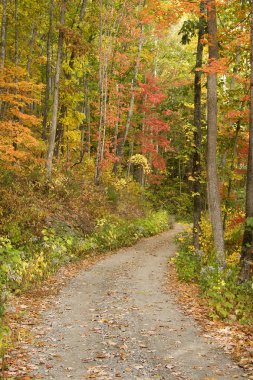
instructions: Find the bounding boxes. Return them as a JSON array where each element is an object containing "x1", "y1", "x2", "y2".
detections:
[
  {"x1": 0, "y1": 211, "x2": 170, "y2": 302},
  {"x1": 89, "y1": 210, "x2": 170, "y2": 252},
  {"x1": 0, "y1": 238, "x2": 23, "y2": 314},
  {"x1": 179, "y1": 19, "x2": 199, "y2": 45},
  {"x1": 146, "y1": 181, "x2": 192, "y2": 221},
  {"x1": 175, "y1": 249, "x2": 201, "y2": 283},
  {"x1": 175, "y1": 228, "x2": 253, "y2": 325},
  {"x1": 246, "y1": 217, "x2": 253, "y2": 228},
  {"x1": 200, "y1": 266, "x2": 253, "y2": 324},
  {"x1": 0, "y1": 209, "x2": 170, "y2": 355}
]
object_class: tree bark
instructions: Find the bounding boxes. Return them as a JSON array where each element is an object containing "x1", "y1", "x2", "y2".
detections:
[
  {"x1": 26, "y1": 25, "x2": 37, "y2": 79},
  {"x1": 42, "y1": 0, "x2": 54, "y2": 141},
  {"x1": 56, "y1": 0, "x2": 88, "y2": 159},
  {"x1": 80, "y1": 77, "x2": 90, "y2": 160},
  {"x1": 1, "y1": 0, "x2": 7, "y2": 69},
  {"x1": 14, "y1": 0, "x2": 18, "y2": 66},
  {"x1": 114, "y1": 83, "x2": 120, "y2": 155},
  {"x1": 113, "y1": 24, "x2": 144, "y2": 174},
  {"x1": 94, "y1": 0, "x2": 104, "y2": 185},
  {"x1": 206, "y1": 0, "x2": 225, "y2": 264},
  {"x1": 240, "y1": 0, "x2": 253, "y2": 281},
  {"x1": 46, "y1": 0, "x2": 66, "y2": 180},
  {"x1": 79, "y1": 0, "x2": 88, "y2": 22},
  {"x1": 192, "y1": 1, "x2": 205, "y2": 251}
]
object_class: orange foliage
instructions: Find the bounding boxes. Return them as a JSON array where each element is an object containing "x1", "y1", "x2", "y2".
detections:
[{"x1": 0, "y1": 67, "x2": 43, "y2": 171}]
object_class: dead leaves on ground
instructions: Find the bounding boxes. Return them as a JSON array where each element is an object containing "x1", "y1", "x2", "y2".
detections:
[
  {"x1": 1, "y1": 253, "x2": 109, "y2": 379},
  {"x1": 167, "y1": 261, "x2": 253, "y2": 379}
]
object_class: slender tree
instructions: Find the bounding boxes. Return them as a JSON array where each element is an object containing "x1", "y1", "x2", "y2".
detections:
[
  {"x1": 1, "y1": 0, "x2": 7, "y2": 69},
  {"x1": 94, "y1": 0, "x2": 105, "y2": 185},
  {"x1": 56, "y1": 0, "x2": 89, "y2": 161},
  {"x1": 192, "y1": 1, "x2": 205, "y2": 251},
  {"x1": 42, "y1": 0, "x2": 54, "y2": 141},
  {"x1": 46, "y1": 0, "x2": 66, "y2": 179},
  {"x1": 240, "y1": 0, "x2": 253, "y2": 282},
  {"x1": 113, "y1": 24, "x2": 144, "y2": 174},
  {"x1": 206, "y1": 0, "x2": 225, "y2": 263},
  {"x1": 14, "y1": 0, "x2": 18, "y2": 66}
]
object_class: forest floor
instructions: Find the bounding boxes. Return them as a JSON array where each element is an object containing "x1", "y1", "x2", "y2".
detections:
[{"x1": 4, "y1": 225, "x2": 250, "y2": 380}]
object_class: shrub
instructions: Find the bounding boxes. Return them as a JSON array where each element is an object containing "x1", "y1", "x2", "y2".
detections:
[
  {"x1": 175, "y1": 220, "x2": 253, "y2": 324},
  {"x1": 91, "y1": 210, "x2": 170, "y2": 251},
  {"x1": 0, "y1": 210, "x2": 171, "y2": 355},
  {"x1": 175, "y1": 247, "x2": 201, "y2": 282}
]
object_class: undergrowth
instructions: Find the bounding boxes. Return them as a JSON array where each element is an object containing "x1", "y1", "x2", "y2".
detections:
[
  {"x1": 0, "y1": 162, "x2": 173, "y2": 357},
  {"x1": 0, "y1": 163, "x2": 169, "y2": 356},
  {"x1": 174, "y1": 214, "x2": 253, "y2": 325}
]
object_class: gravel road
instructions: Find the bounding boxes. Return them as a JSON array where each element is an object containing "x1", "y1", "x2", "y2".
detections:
[{"x1": 30, "y1": 225, "x2": 246, "y2": 380}]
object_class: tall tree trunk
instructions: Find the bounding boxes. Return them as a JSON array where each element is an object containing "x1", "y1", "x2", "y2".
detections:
[
  {"x1": 57, "y1": 0, "x2": 88, "y2": 160},
  {"x1": 192, "y1": 1, "x2": 205, "y2": 251},
  {"x1": 94, "y1": 0, "x2": 104, "y2": 185},
  {"x1": 42, "y1": 0, "x2": 54, "y2": 141},
  {"x1": 206, "y1": 0, "x2": 225, "y2": 264},
  {"x1": 100, "y1": 52, "x2": 109, "y2": 162},
  {"x1": 80, "y1": 77, "x2": 90, "y2": 159},
  {"x1": 79, "y1": 0, "x2": 88, "y2": 21},
  {"x1": 114, "y1": 83, "x2": 120, "y2": 155},
  {"x1": 26, "y1": 26, "x2": 36, "y2": 79},
  {"x1": 1, "y1": 0, "x2": 7, "y2": 69},
  {"x1": 94, "y1": 1, "x2": 113, "y2": 184},
  {"x1": 14, "y1": 0, "x2": 18, "y2": 66},
  {"x1": 46, "y1": 0, "x2": 66, "y2": 180},
  {"x1": 240, "y1": 0, "x2": 253, "y2": 282},
  {"x1": 113, "y1": 24, "x2": 144, "y2": 174},
  {"x1": 223, "y1": 58, "x2": 239, "y2": 229}
]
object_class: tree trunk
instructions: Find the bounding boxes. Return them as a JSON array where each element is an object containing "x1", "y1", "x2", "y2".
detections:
[
  {"x1": 26, "y1": 26, "x2": 37, "y2": 79},
  {"x1": 57, "y1": 0, "x2": 88, "y2": 159},
  {"x1": 1, "y1": 0, "x2": 7, "y2": 69},
  {"x1": 46, "y1": 0, "x2": 66, "y2": 180},
  {"x1": 14, "y1": 0, "x2": 18, "y2": 66},
  {"x1": 192, "y1": 1, "x2": 205, "y2": 251},
  {"x1": 113, "y1": 24, "x2": 144, "y2": 174},
  {"x1": 114, "y1": 83, "x2": 120, "y2": 155},
  {"x1": 80, "y1": 77, "x2": 90, "y2": 159},
  {"x1": 223, "y1": 54, "x2": 239, "y2": 229},
  {"x1": 42, "y1": 0, "x2": 54, "y2": 141},
  {"x1": 79, "y1": 0, "x2": 88, "y2": 21},
  {"x1": 206, "y1": 0, "x2": 225, "y2": 264},
  {"x1": 240, "y1": 0, "x2": 253, "y2": 282},
  {"x1": 94, "y1": 0, "x2": 104, "y2": 185}
]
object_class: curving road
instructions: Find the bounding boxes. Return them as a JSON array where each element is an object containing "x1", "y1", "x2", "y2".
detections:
[{"x1": 30, "y1": 225, "x2": 246, "y2": 380}]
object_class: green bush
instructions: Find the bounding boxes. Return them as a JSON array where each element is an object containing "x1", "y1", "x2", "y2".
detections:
[
  {"x1": 0, "y1": 238, "x2": 23, "y2": 315},
  {"x1": 91, "y1": 210, "x2": 170, "y2": 251},
  {"x1": 0, "y1": 210, "x2": 171, "y2": 354},
  {"x1": 146, "y1": 181, "x2": 193, "y2": 221},
  {"x1": 175, "y1": 231, "x2": 253, "y2": 324},
  {"x1": 175, "y1": 248, "x2": 201, "y2": 282},
  {"x1": 200, "y1": 266, "x2": 253, "y2": 323}
]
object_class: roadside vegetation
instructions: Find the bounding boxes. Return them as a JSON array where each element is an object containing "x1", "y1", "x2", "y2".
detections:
[{"x1": 0, "y1": 0, "x2": 253, "y2": 369}]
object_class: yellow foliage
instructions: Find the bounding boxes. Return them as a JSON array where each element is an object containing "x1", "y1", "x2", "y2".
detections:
[
  {"x1": 20, "y1": 253, "x2": 48, "y2": 283},
  {"x1": 129, "y1": 154, "x2": 151, "y2": 174}
]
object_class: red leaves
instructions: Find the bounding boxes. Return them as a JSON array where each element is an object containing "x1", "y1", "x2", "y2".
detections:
[
  {"x1": 198, "y1": 58, "x2": 229, "y2": 75},
  {"x1": 225, "y1": 109, "x2": 249, "y2": 122}
]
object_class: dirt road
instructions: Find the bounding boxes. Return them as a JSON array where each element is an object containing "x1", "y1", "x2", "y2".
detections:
[{"x1": 30, "y1": 226, "x2": 246, "y2": 379}]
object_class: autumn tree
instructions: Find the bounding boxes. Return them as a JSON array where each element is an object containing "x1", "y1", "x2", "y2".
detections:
[
  {"x1": 240, "y1": 0, "x2": 253, "y2": 282},
  {"x1": 206, "y1": 0, "x2": 225, "y2": 264},
  {"x1": 46, "y1": 0, "x2": 66, "y2": 179}
]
